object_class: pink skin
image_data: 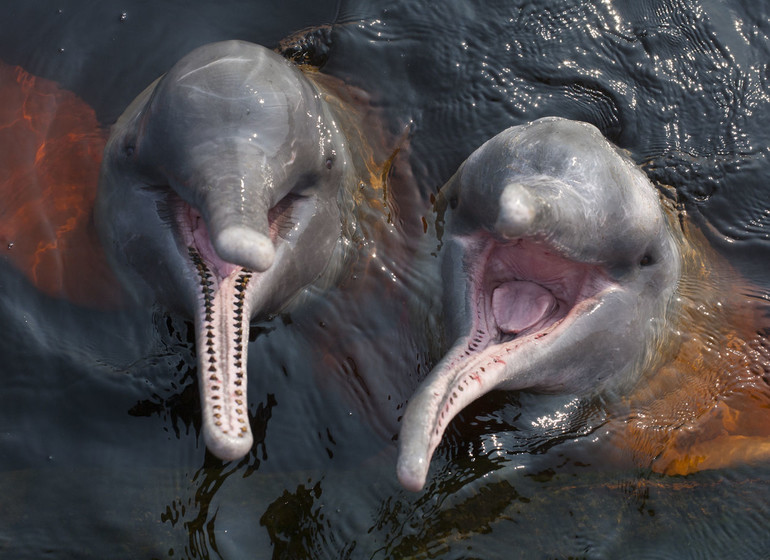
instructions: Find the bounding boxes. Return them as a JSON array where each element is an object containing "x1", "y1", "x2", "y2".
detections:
[{"x1": 397, "y1": 235, "x2": 615, "y2": 491}]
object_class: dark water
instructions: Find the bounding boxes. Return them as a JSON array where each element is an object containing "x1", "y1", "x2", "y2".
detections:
[{"x1": 2, "y1": 0, "x2": 770, "y2": 558}]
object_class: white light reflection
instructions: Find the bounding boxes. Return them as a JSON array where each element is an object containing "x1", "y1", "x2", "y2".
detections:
[
  {"x1": 478, "y1": 433, "x2": 506, "y2": 459},
  {"x1": 531, "y1": 397, "x2": 581, "y2": 429}
]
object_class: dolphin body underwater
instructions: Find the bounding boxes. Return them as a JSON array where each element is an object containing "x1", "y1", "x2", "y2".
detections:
[
  {"x1": 397, "y1": 117, "x2": 686, "y2": 492},
  {"x1": 96, "y1": 40, "x2": 377, "y2": 461}
]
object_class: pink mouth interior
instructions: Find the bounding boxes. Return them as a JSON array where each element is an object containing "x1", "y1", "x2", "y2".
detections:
[
  {"x1": 176, "y1": 194, "x2": 300, "y2": 279},
  {"x1": 189, "y1": 210, "x2": 240, "y2": 278},
  {"x1": 492, "y1": 280, "x2": 557, "y2": 334},
  {"x1": 476, "y1": 238, "x2": 610, "y2": 344}
]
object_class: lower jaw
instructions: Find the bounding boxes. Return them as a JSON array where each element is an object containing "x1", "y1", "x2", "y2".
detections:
[{"x1": 188, "y1": 246, "x2": 256, "y2": 461}]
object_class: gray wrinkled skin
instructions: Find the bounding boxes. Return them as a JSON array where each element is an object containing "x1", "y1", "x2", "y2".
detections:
[
  {"x1": 96, "y1": 41, "x2": 354, "y2": 461},
  {"x1": 397, "y1": 117, "x2": 682, "y2": 491}
]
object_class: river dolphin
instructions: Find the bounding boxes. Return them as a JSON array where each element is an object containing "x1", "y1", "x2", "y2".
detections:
[
  {"x1": 96, "y1": 40, "x2": 357, "y2": 461},
  {"x1": 397, "y1": 117, "x2": 683, "y2": 491}
]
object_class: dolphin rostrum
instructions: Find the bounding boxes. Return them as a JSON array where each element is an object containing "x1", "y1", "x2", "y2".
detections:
[
  {"x1": 96, "y1": 40, "x2": 359, "y2": 461},
  {"x1": 397, "y1": 117, "x2": 682, "y2": 491}
]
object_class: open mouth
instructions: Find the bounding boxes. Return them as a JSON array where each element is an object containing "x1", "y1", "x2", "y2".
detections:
[
  {"x1": 397, "y1": 232, "x2": 617, "y2": 491},
  {"x1": 466, "y1": 235, "x2": 613, "y2": 358},
  {"x1": 169, "y1": 193, "x2": 300, "y2": 460},
  {"x1": 424, "y1": 234, "x2": 615, "y2": 458}
]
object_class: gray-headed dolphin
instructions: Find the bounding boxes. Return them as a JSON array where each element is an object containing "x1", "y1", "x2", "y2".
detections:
[
  {"x1": 397, "y1": 117, "x2": 682, "y2": 491},
  {"x1": 96, "y1": 40, "x2": 358, "y2": 461}
]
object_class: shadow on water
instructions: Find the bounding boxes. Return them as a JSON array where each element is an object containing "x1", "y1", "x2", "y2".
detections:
[{"x1": 2, "y1": 0, "x2": 770, "y2": 558}]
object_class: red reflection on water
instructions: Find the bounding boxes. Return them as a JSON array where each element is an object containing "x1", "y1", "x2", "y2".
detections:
[{"x1": 0, "y1": 61, "x2": 122, "y2": 307}]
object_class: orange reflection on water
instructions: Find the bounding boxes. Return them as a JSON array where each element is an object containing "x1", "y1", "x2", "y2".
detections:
[
  {"x1": 614, "y1": 214, "x2": 770, "y2": 476},
  {"x1": 647, "y1": 315, "x2": 770, "y2": 476},
  {"x1": 0, "y1": 61, "x2": 121, "y2": 307}
]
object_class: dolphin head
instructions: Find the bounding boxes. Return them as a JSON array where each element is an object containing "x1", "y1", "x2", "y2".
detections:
[
  {"x1": 96, "y1": 41, "x2": 352, "y2": 461},
  {"x1": 138, "y1": 41, "x2": 347, "y2": 273},
  {"x1": 397, "y1": 117, "x2": 682, "y2": 491}
]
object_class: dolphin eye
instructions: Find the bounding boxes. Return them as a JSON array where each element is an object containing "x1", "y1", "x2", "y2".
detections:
[
  {"x1": 449, "y1": 195, "x2": 459, "y2": 209},
  {"x1": 124, "y1": 144, "x2": 135, "y2": 158},
  {"x1": 639, "y1": 254, "x2": 654, "y2": 267},
  {"x1": 325, "y1": 155, "x2": 335, "y2": 170}
]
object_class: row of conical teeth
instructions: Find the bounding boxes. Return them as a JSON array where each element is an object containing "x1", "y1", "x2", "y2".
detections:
[{"x1": 188, "y1": 246, "x2": 252, "y2": 436}]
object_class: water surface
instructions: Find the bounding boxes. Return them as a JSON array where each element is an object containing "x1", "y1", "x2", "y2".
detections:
[{"x1": 1, "y1": 0, "x2": 770, "y2": 558}]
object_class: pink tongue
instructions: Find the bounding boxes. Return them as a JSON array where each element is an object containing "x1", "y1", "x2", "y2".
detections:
[{"x1": 492, "y1": 281, "x2": 556, "y2": 334}]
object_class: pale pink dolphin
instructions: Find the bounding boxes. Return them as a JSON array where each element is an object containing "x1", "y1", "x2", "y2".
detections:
[
  {"x1": 97, "y1": 40, "x2": 357, "y2": 461},
  {"x1": 397, "y1": 117, "x2": 682, "y2": 491}
]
